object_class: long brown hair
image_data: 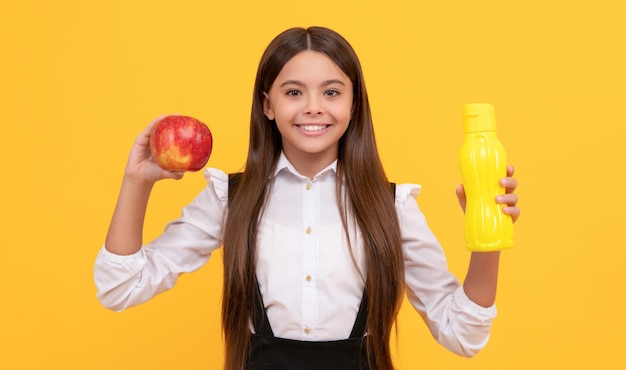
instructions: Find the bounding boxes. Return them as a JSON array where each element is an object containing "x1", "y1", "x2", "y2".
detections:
[{"x1": 222, "y1": 26, "x2": 404, "y2": 370}]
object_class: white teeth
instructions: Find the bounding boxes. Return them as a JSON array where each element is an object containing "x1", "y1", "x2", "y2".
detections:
[{"x1": 301, "y1": 125, "x2": 327, "y2": 131}]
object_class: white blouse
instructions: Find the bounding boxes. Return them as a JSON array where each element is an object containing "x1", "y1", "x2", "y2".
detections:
[{"x1": 94, "y1": 153, "x2": 496, "y2": 357}]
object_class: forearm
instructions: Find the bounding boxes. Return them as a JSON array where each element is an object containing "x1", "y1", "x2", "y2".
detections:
[
  {"x1": 104, "y1": 176, "x2": 154, "y2": 255},
  {"x1": 463, "y1": 251, "x2": 500, "y2": 307}
]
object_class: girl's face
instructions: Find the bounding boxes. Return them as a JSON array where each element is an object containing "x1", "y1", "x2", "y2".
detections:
[{"x1": 264, "y1": 50, "x2": 353, "y2": 172}]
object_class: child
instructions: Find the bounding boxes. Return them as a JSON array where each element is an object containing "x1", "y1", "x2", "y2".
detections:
[{"x1": 94, "y1": 26, "x2": 520, "y2": 370}]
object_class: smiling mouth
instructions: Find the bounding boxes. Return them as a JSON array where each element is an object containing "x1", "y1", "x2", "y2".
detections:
[{"x1": 298, "y1": 124, "x2": 330, "y2": 132}]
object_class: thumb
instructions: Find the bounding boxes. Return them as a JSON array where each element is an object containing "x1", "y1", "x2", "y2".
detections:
[{"x1": 456, "y1": 184, "x2": 467, "y2": 212}]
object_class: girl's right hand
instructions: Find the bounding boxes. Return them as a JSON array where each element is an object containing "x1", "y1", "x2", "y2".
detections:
[{"x1": 124, "y1": 116, "x2": 185, "y2": 184}]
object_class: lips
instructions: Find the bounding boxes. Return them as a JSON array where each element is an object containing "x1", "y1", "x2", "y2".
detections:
[{"x1": 298, "y1": 124, "x2": 330, "y2": 132}]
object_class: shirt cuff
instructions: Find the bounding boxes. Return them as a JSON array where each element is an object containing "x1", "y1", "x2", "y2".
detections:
[
  {"x1": 454, "y1": 286, "x2": 497, "y2": 319},
  {"x1": 97, "y1": 245, "x2": 145, "y2": 267}
]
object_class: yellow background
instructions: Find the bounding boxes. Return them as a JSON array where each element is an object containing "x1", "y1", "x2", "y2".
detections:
[{"x1": 1, "y1": 0, "x2": 624, "y2": 368}]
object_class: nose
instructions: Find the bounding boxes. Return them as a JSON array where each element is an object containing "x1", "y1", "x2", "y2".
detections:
[{"x1": 304, "y1": 96, "x2": 323, "y2": 115}]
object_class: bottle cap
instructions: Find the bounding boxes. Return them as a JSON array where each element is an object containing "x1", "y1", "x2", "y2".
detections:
[{"x1": 464, "y1": 103, "x2": 496, "y2": 132}]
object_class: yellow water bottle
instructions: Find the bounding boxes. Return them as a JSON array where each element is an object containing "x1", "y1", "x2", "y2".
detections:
[{"x1": 459, "y1": 103, "x2": 514, "y2": 251}]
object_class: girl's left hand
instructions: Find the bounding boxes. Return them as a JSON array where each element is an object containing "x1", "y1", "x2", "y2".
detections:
[{"x1": 456, "y1": 165, "x2": 521, "y2": 223}]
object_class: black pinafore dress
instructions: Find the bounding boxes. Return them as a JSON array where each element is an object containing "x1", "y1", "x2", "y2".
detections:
[{"x1": 246, "y1": 284, "x2": 373, "y2": 370}]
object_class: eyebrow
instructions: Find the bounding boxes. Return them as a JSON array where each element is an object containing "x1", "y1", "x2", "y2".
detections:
[{"x1": 279, "y1": 79, "x2": 346, "y2": 88}]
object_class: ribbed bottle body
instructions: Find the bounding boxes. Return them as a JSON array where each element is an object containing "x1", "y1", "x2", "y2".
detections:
[{"x1": 460, "y1": 104, "x2": 514, "y2": 251}]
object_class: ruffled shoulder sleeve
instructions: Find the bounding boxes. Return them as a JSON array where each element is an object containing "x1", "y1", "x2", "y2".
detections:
[
  {"x1": 204, "y1": 167, "x2": 229, "y2": 202},
  {"x1": 394, "y1": 183, "x2": 422, "y2": 207}
]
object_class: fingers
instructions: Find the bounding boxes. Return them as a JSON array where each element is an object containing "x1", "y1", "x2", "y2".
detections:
[
  {"x1": 162, "y1": 170, "x2": 185, "y2": 181},
  {"x1": 496, "y1": 193, "x2": 518, "y2": 207},
  {"x1": 128, "y1": 116, "x2": 188, "y2": 183},
  {"x1": 141, "y1": 167, "x2": 185, "y2": 183},
  {"x1": 502, "y1": 204, "x2": 520, "y2": 223},
  {"x1": 506, "y1": 164, "x2": 515, "y2": 177},
  {"x1": 500, "y1": 165, "x2": 520, "y2": 222},
  {"x1": 501, "y1": 165, "x2": 517, "y2": 194},
  {"x1": 496, "y1": 192, "x2": 520, "y2": 223},
  {"x1": 500, "y1": 177, "x2": 518, "y2": 194},
  {"x1": 126, "y1": 116, "x2": 183, "y2": 183}
]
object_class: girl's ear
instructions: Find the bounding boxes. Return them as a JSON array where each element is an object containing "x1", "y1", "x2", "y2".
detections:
[{"x1": 263, "y1": 92, "x2": 275, "y2": 120}]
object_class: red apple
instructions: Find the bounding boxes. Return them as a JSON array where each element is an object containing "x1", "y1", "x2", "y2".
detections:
[{"x1": 150, "y1": 115, "x2": 213, "y2": 171}]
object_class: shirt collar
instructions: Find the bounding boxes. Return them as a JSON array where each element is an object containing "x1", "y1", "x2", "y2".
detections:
[{"x1": 273, "y1": 152, "x2": 338, "y2": 179}]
